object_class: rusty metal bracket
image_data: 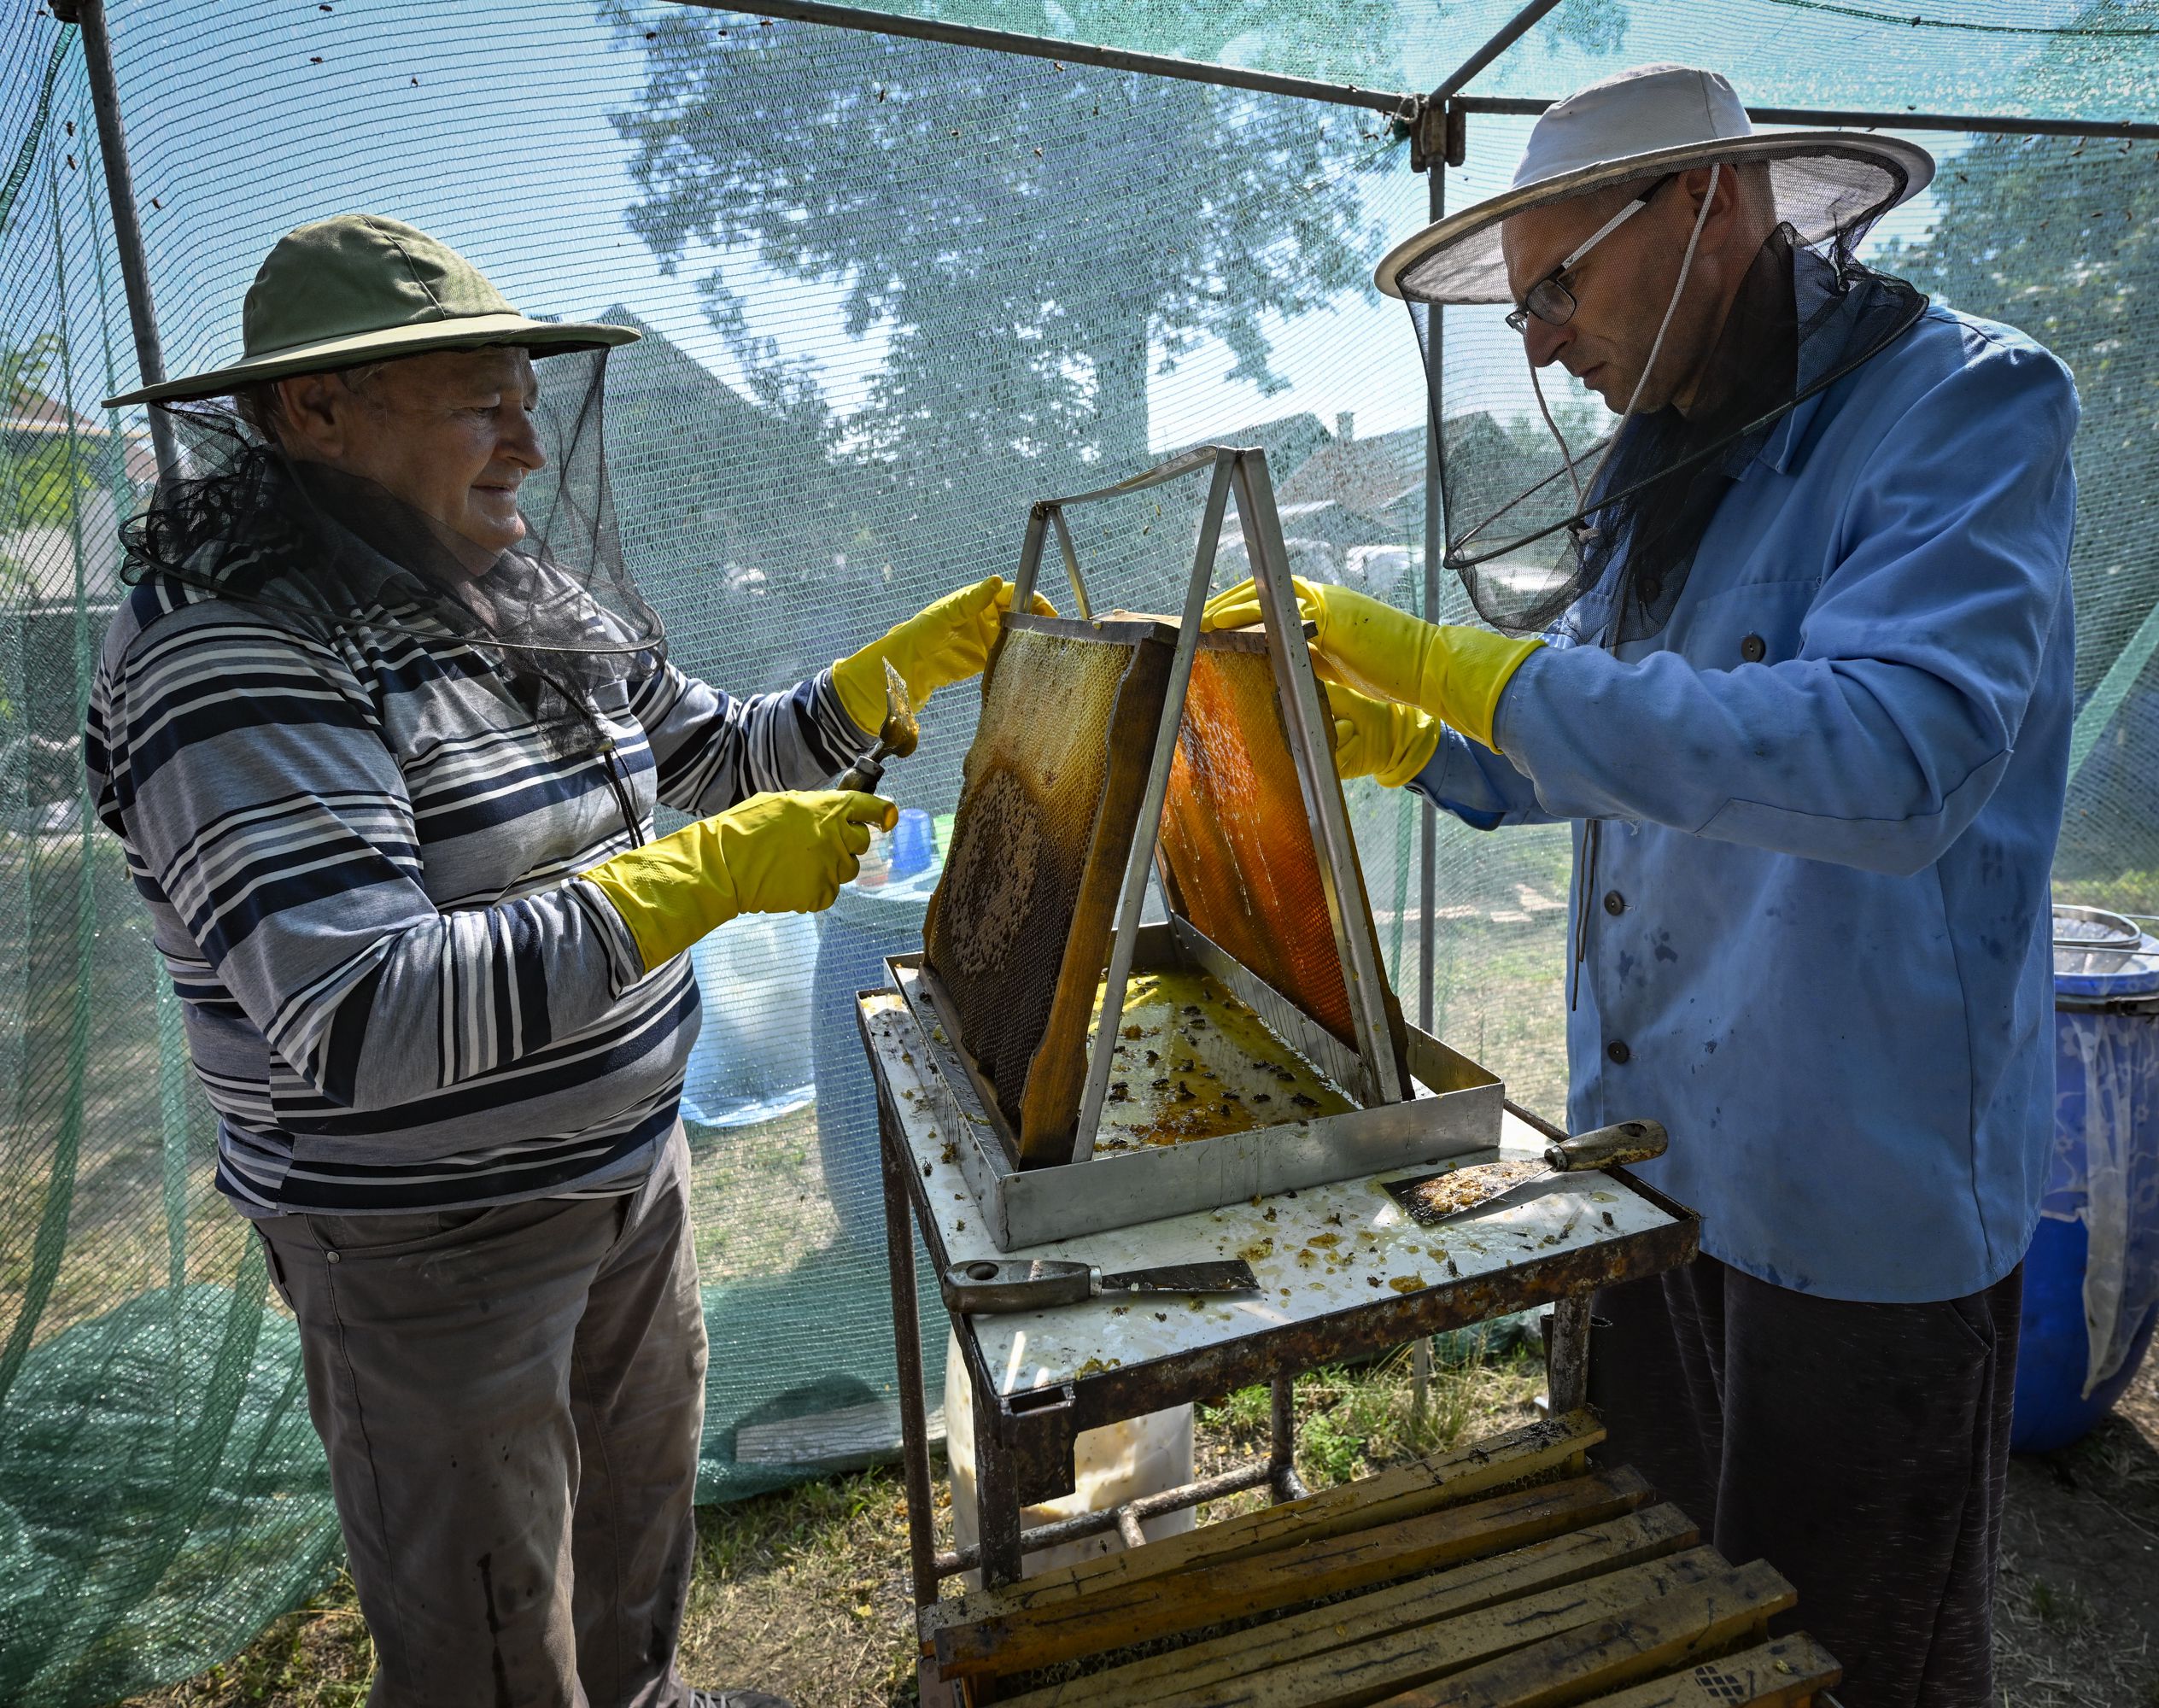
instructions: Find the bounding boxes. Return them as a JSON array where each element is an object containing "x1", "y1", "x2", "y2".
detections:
[
  {"x1": 1003, "y1": 1381, "x2": 1081, "y2": 1508},
  {"x1": 1401, "y1": 95, "x2": 1468, "y2": 173}
]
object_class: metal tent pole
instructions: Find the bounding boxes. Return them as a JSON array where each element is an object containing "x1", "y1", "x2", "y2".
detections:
[
  {"x1": 684, "y1": 0, "x2": 2159, "y2": 145},
  {"x1": 1429, "y1": 0, "x2": 1567, "y2": 102},
  {"x1": 52, "y1": 0, "x2": 177, "y2": 484},
  {"x1": 1413, "y1": 213, "x2": 1442, "y2": 1449},
  {"x1": 1450, "y1": 91, "x2": 2159, "y2": 142},
  {"x1": 1419, "y1": 162, "x2": 1442, "y2": 1041},
  {"x1": 664, "y1": 0, "x2": 1407, "y2": 114}
]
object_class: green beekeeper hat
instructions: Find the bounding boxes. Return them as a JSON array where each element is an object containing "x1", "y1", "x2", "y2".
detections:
[{"x1": 103, "y1": 213, "x2": 637, "y2": 407}]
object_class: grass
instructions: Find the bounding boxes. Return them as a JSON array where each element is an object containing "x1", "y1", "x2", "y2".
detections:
[
  {"x1": 1213, "y1": 1342, "x2": 1544, "y2": 1490},
  {"x1": 2025, "y1": 1576, "x2": 2097, "y2": 1633},
  {"x1": 114, "y1": 1319, "x2": 2159, "y2": 1708},
  {"x1": 674, "y1": 1470, "x2": 924, "y2": 1705},
  {"x1": 122, "y1": 1573, "x2": 377, "y2": 1708},
  {"x1": 0, "y1": 828, "x2": 252, "y2": 1352},
  {"x1": 37, "y1": 814, "x2": 2159, "y2": 1705},
  {"x1": 117, "y1": 1344, "x2": 1544, "y2": 1708},
  {"x1": 1990, "y1": 1353, "x2": 2159, "y2": 1707},
  {"x1": 684, "y1": 1102, "x2": 838, "y2": 1283},
  {"x1": 2053, "y1": 868, "x2": 2159, "y2": 920}
]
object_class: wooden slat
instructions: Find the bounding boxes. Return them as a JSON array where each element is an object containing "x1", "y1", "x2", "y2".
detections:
[
  {"x1": 922, "y1": 1409, "x2": 1605, "y2": 1642},
  {"x1": 914, "y1": 1660, "x2": 968, "y2": 1708},
  {"x1": 1370, "y1": 1559, "x2": 1796, "y2": 1708},
  {"x1": 933, "y1": 1465, "x2": 1654, "y2": 1683},
  {"x1": 733, "y1": 1401, "x2": 946, "y2": 1471},
  {"x1": 1005, "y1": 1506, "x2": 1701, "y2": 1708},
  {"x1": 1577, "y1": 1633, "x2": 1841, "y2": 1707},
  {"x1": 1148, "y1": 1548, "x2": 1729, "y2": 1708},
  {"x1": 1010, "y1": 1511, "x2": 1701, "y2": 1708},
  {"x1": 932, "y1": 619, "x2": 1178, "y2": 1163}
]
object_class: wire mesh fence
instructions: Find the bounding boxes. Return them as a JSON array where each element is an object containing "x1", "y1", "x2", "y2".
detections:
[{"x1": 0, "y1": 0, "x2": 2155, "y2": 1700}]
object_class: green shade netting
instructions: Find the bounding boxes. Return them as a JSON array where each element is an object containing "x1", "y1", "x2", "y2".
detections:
[{"x1": 0, "y1": 1, "x2": 2154, "y2": 1700}]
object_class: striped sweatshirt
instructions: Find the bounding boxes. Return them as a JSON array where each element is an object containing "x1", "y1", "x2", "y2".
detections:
[{"x1": 86, "y1": 524, "x2": 871, "y2": 1215}]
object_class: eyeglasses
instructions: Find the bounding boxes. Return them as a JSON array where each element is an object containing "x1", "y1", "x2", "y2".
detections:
[{"x1": 1506, "y1": 174, "x2": 1678, "y2": 336}]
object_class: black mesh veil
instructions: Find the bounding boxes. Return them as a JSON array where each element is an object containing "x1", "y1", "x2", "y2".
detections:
[
  {"x1": 1410, "y1": 155, "x2": 1928, "y2": 645},
  {"x1": 120, "y1": 345, "x2": 664, "y2": 754}
]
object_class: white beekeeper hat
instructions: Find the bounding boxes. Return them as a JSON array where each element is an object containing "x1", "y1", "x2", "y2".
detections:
[{"x1": 1375, "y1": 63, "x2": 1934, "y2": 304}]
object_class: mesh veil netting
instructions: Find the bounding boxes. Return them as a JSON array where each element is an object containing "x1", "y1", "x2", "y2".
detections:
[
  {"x1": 1410, "y1": 154, "x2": 1929, "y2": 645},
  {"x1": 121, "y1": 345, "x2": 665, "y2": 754}
]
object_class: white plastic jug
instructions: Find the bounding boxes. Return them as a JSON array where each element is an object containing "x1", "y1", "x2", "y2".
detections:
[{"x1": 942, "y1": 1328, "x2": 1195, "y2": 1586}]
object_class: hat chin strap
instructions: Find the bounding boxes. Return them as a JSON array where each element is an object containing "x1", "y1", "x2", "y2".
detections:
[
  {"x1": 1530, "y1": 163, "x2": 1723, "y2": 556},
  {"x1": 1527, "y1": 164, "x2": 1718, "y2": 1019}
]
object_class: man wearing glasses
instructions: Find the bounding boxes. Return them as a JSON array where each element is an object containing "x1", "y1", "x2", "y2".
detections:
[
  {"x1": 1210, "y1": 64, "x2": 2075, "y2": 1708},
  {"x1": 1504, "y1": 170, "x2": 1678, "y2": 336}
]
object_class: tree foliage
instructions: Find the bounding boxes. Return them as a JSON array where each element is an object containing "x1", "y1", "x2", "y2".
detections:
[
  {"x1": 1878, "y1": 9, "x2": 2159, "y2": 878},
  {"x1": 595, "y1": 1, "x2": 1633, "y2": 701},
  {"x1": 1881, "y1": 131, "x2": 2156, "y2": 692},
  {"x1": 604, "y1": 2, "x2": 1395, "y2": 490}
]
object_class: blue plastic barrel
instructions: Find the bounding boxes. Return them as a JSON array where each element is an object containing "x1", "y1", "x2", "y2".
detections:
[
  {"x1": 2010, "y1": 904, "x2": 2159, "y2": 1453},
  {"x1": 810, "y1": 861, "x2": 941, "y2": 1243}
]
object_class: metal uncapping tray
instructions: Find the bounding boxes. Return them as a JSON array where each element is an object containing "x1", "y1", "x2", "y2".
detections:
[{"x1": 886, "y1": 923, "x2": 1500, "y2": 1249}]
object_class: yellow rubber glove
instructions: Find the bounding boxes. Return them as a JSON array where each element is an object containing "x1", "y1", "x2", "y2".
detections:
[
  {"x1": 1202, "y1": 576, "x2": 1541, "y2": 753},
  {"x1": 583, "y1": 791, "x2": 898, "y2": 974},
  {"x1": 1325, "y1": 681, "x2": 1442, "y2": 789},
  {"x1": 834, "y1": 576, "x2": 1058, "y2": 734}
]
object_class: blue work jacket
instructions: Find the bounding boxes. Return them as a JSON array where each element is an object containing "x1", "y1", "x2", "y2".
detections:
[{"x1": 1411, "y1": 286, "x2": 2079, "y2": 1304}]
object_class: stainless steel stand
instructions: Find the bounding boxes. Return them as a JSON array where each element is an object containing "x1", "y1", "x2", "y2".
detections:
[{"x1": 862, "y1": 991, "x2": 1700, "y2": 1637}]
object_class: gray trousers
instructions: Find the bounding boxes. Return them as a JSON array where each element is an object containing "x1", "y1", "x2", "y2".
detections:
[{"x1": 257, "y1": 1128, "x2": 706, "y2": 1708}]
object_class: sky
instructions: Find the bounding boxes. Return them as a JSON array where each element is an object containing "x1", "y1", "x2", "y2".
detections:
[{"x1": 50, "y1": 0, "x2": 2028, "y2": 463}]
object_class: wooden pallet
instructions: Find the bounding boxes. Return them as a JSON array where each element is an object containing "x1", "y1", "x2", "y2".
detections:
[{"x1": 916, "y1": 1412, "x2": 1840, "y2": 1707}]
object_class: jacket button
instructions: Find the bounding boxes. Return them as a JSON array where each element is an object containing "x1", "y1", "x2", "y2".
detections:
[
  {"x1": 1602, "y1": 891, "x2": 1625, "y2": 916},
  {"x1": 1740, "y1": 633, "x2": 1767, "y2": 663},
  {"x1": 1606, "y1": 1040, "x2": 1631, "y2": 1065}
]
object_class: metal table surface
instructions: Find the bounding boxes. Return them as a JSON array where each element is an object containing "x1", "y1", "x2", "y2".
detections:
[{"x1": 860, "y1": 988, "x2": 1700, "y2": 1611}]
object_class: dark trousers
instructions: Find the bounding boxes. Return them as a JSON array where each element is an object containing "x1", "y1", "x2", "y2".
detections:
[{"x1": 1589, "y1": 1255, "x2": 2022, "y2": 1708}]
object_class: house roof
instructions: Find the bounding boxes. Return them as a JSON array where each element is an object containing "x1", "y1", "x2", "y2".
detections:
[
  {"x1": 598, "y1": 307, "x2": 767, "y2": 425},
  {"x1": 1276, "y1": 412, "x2": 1533, "y2": 527},
  {"x1": 1277, "y1": 424, "x2": 1426, "y2": 522},
  {"x1": 1159, "y1": 411, "x2": 1333, "y2": 476},
  {"x1": 3, "y1": 391, "x2": 157, "y2": 484},
  {"x1": 0, "y1": 392, "x2": 102, "y2": 437},
  {"x1": 597, "y1": 306, "x2": 829, "y2": 483}
]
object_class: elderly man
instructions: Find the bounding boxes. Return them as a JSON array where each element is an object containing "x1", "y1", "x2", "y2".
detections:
[
  {"x1": 1216, "y1": 65, "x2": 2075, "y2": 1708},
  {"x1": 89, "y1": 214, "x2": 1046, "y2": 1708}
]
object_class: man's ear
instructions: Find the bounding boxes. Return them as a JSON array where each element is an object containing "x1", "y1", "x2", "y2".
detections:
[
  {"x1": 272, "y1": 372, "x2": 349, "y2": 459},
  {"x1": 1681, "y1": 164, "x2": 1747, "y2": 237}
]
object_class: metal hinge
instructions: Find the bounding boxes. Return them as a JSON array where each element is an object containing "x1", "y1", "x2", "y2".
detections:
[{"x1": 1396, "y1": 94, "x2": 1468, "y2": 174}]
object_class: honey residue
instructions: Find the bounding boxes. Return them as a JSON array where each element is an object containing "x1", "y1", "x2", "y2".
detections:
[
  {"x1": 1158, "y1": 646, "x2": 1360, "y2": 1044},
  {"x1": 1085, "y1": 967, "x2": 1354, "y2": 1152}
]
